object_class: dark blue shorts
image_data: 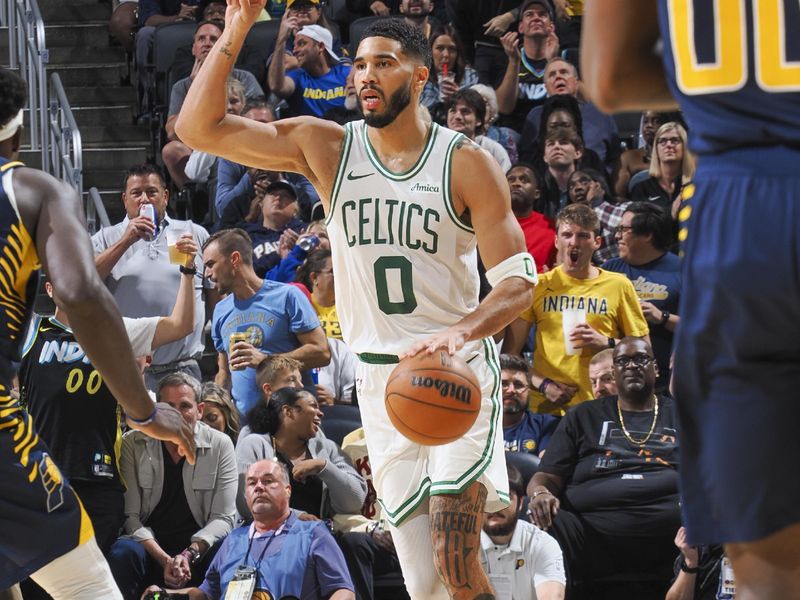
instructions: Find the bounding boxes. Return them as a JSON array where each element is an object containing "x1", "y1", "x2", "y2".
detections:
[
  {"x1": 673, "y1": 146, "x2": 800, "y2": 546},
  {"x1": 0, "y1": 391, "x2": 91, "y2": 588}
]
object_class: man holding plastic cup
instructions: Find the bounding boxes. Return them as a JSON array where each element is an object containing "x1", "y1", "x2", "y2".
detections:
[{"x1": 504, "y1": 203, "x2": 649, "y2": 415}]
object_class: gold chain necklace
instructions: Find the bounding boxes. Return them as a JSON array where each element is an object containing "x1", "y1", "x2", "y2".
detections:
[{"x1": 617, "y1": 396, "x2": 659, "y2": 445}]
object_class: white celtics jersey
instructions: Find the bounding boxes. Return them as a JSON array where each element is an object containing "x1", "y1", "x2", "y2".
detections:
[{"x1": 326, "y1": 120, "x2": 481, "y2": 355}]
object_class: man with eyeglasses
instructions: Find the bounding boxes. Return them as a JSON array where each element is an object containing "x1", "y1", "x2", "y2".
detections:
[
  {"x1": 527, "y1": 337, "x2": 680, "y2": 598},
  {"x1": 603, "y1": 202, "x2": 680, "y2": 392},
  {"x1": 500, "y1": 354, "x2": 559, "y2": 457}
]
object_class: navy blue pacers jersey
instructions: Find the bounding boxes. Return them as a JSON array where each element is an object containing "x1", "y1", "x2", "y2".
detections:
[
  {"x1": 658, "y1": 0, "x2": 800, "y2": 156},
  {"x1": 19, "y1": 315, "x2": 124, "y2": 488},
  {"x1": 657, "y1": 2, "x2": 800, "y2": 545},
  {"x1": 0, "y1": 157, "x2": 94, "y2": 587}
]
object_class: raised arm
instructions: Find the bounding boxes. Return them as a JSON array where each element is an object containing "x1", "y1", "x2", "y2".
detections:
[
  {"x1": 581, "y1": 0, "x2": 677, "y2": 112},
  {"x1": 150, "y1": 234, "x2": 197, "y2": 349},
  {"x1": 495, "y1": 31, "x2": 521, "y2": 115},
  {"x1": 14, "y1": 168, "x2": 196, "y2": 462},
  {"x1": 266, "y1": 10, "x2": 298, "y2": 98},
  {"x1": 175, "y1": 0, "x2": 344, "y2": 201}
]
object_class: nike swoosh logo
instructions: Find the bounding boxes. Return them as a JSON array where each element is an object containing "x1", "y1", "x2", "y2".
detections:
[
  {"x1": 347, "y1": 171, "x2": 373, "y2": 181},
  {"x1": 648, "y1": 196, "x2": 661, "y2": 201}
]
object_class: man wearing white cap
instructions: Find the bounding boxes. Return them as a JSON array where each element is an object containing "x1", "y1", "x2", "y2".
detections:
[{"x1": 267, "y1": 15, "x2": 351, "y2": 118}]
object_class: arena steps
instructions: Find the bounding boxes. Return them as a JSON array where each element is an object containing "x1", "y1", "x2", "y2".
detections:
[
  {"x1": 3, "y1": 0, "x2": 151, "y2": 219},
  {"x1": 0, "y1": 22, "x2": 110, "y2": 50},
  {"x1": 37, "y1": 0, "x2": 111, "y2": 23}
]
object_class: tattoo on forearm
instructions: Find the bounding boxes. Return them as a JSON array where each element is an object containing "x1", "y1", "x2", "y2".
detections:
[{"x1": 219, "y1": 41, "x2": 233, "y2": 58}]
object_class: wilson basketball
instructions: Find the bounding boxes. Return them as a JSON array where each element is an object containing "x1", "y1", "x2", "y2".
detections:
[{"x1": 385, "y1": 350, "x2": 481, "y2": 445}]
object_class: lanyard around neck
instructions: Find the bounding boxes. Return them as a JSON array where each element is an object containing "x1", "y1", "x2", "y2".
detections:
[{"x1": 242, "y1": 521, "x2": 286, "y2": 570}]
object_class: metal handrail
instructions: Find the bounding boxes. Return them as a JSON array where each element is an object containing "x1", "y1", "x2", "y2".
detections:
[
  {"x1": 48, "y1": 72, "x2": 83, "y2": 201},
  {"x1": 3, "y1": 0, "x2": 49, "y2": 170},
  {"x1": 86, "y1": 187, "x2": 110, "y2": 234}
]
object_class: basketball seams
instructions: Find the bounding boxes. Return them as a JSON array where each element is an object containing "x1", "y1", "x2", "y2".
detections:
[
  {"x1": 385, "y1": 392, "x2": 478, "y2": 414},
  {"x1": 385, "y1": 397, "x2": 466, "y2": 441},
  {"x1": 390, "y1": 367, "x2": 479, "y2": 388}
]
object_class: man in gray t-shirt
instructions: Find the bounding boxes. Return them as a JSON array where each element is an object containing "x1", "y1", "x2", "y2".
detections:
[
  {"x1": 92, "y1": 164, "x2": 218, "y2": 390},
  {"x1": 162, "y1": 20, "x2": 263, "y2": 188}
]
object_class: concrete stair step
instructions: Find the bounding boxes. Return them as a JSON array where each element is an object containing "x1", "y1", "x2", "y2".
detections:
[
  {"x1": 83, "y1": 146, "x2": 149, "y2": 170},
  {"x1": 70, "y1": 123, "x2": 149, "y2": 145},
  {"x1": 47, "y1": 63, "x2": 127, "y2": 87},
  {"x1": 70, "y1": 104, "x2": 136, "y2": 127},
  {"x1": 65, "y1": 85, "x2": 136, "y2": 105},
  {"x1": 0, "y1": 23, "x2": 112, "y2": 49},
  {"x1": 20, "y1": 145, "x2": 147, "y2": 171},
  {"x1": 18, "y1": 113, "x2": 147, "y2": 146},
  {"x1": 41, "y1": 46, "x2": 126, "y2": 65},
  {"x1": 85, "y1": 169, "x2": 125, "y2": 189},
  {"x1": 84, "y1": 164, "x2": 125, "y2": 189},
  {"x1": 19, "y1": 104, "x2": 146, "y2": 142},
  {"x1": 38, "y1": 1, "x2": 111, "y2": 23}
]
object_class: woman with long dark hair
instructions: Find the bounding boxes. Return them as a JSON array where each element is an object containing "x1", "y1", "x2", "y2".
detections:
[
  {"x1": 235, "y1": 387, "x2": 366, "y2": 520},
  {"x1": 421, "y1": 25, "x2": 479, "y2": 120}
]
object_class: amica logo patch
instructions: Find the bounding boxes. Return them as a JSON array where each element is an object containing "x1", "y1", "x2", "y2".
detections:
[{"x1": 410, "y1": 182, "x2": 440, "y2": 193}]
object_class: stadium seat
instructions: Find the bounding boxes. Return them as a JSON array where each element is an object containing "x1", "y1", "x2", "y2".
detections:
[
  {"x1": 147, "y1": 21, "x2": 196, "y2": 160},
  {"x1": 321, "y1": 403, "x2": 362, "y2": 423},
  {"x1": 561, "y1": 47, "x2": 580, "y2": 77},
  {"x1": 321, "y1": 418, "x2": 361, "y2": 446},
  {"x1": 348, "y1": 15, "x2": 385, "y2": 54},
  {"x1": 152, "y1": 21, "x2": 197, "y2": 112},
  {"x1": 613, "y1": 111, "x2": 643, "y2": 150},
  {"x1": 505, "y1": 451, "x2": 541, "y2": 490},
  {"x1": 628, "y1": 168, "x2": 650, "y2": 192},
  {"x1": 325, "y1": 0, "x2": 351, "y2": 27},
  {"x1": 238, "y1": 20, "x2": 282, "y2": 86}
]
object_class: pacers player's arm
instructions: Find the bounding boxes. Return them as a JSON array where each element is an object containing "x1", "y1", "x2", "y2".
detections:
[
  {"x1": 581, "y1": 0, "x2": 677, "y2": 112},
  {"x1": 175, "y1": 0, "x2": 344, "y2": 206},
  {"x1": 13, "y1": 167, "x2": 197, "y2": 462}
]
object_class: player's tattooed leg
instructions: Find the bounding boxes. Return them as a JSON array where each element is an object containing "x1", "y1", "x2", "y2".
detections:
[{"x1": 430, "y1": 482, "x2": 495, "y2": 600}]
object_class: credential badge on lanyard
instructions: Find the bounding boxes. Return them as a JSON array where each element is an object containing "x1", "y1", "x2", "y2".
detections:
[
  {"x1": 716, "y1": 556, "x2": 736, "y2": 599},
  {"x1": 224, "y1": 566, "x2": 257, "y2": 600},
  {"x1": 224, "y1": 522, "x2": 284, "y2": 600}
]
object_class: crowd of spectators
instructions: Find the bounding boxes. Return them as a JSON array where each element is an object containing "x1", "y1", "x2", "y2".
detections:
[{"x1": 14, "y1": 1, "x2": 708, "y2": 598}]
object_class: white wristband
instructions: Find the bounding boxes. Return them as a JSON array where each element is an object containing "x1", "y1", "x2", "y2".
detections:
[{"x1": 485, "y1": 252, "x2": 538, "y2": 288}]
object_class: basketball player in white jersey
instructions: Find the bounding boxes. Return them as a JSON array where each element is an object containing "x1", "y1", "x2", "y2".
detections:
[{"x1": 178, "y1": 2, "x2": 536, "y2": 598}]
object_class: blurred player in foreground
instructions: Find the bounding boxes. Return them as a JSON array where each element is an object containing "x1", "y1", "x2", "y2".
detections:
[{"x1": 582, "y1": 2, "x2": 800, "y2": 599}]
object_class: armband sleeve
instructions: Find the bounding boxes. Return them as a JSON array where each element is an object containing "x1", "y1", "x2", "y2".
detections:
[{"x1": 485, "y1": 252, "x2": 538, "y2": 288}]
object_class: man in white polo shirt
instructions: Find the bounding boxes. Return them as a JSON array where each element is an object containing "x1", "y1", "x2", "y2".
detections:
[{"x1": 481, "y1": 466, "x2": 566, "y2": 600}]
